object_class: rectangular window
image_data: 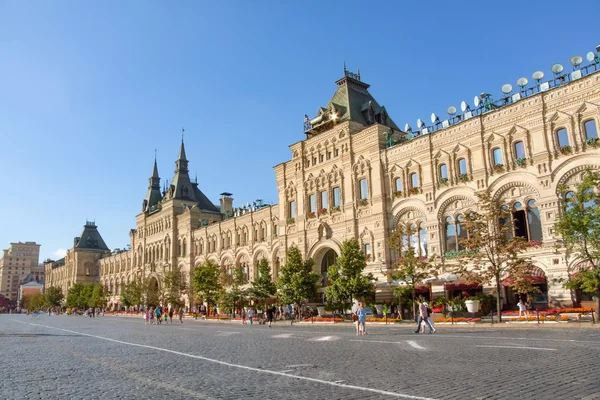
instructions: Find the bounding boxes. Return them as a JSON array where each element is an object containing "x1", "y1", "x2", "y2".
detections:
[
  {"x1": 334, "y1": 148, "x2": 339, "y2": 157},
  {"x1": 327, "y1": 152, "x2": 331, "y2": 160},
  {"x1": 312, "y1": 158, "x2": 317, "y2": 165},
  {"x1": 309, "y1": 194, "x2": 316, "y2": 212},
  {"x1": 359, "y1": 179, "x2": 368, "y2": 199},
  {"x1": 333, "y1": 187, "x2": 341, "y2": 207},
  {"x1": 321, "y1": 191, "x2": 328, "y2": 209},
  {"x1": 289, "y1": 201, "x2": 296, "y2": 219}
]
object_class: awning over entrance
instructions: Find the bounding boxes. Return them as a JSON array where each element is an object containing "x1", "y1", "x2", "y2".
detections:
[
  {"x1": 444, "y1": 283, "x2": 481, "y2": 291},
  {"x1": 501, "y1": 266, "x2": 546, "y2": 286}
]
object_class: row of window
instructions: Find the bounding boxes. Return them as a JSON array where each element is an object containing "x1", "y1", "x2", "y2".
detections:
[{"x1": 556, "y1": 119, "x2": 598, "y2": 148}]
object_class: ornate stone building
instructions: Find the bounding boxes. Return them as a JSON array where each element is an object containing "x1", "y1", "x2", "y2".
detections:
[
  {"x1": 47, "y1": 57, "x2": 600, "y2": 309},
  {"x1": 0, "y1": 242, "x2": 41, "y2": 303},
  {"x1": 44, "y1": 222, "x2": 110, "y2": 296}
]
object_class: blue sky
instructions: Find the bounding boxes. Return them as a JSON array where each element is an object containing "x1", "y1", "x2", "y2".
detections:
[{"x1": 0, "y1": 1, "x2": 598, "y2": 262}]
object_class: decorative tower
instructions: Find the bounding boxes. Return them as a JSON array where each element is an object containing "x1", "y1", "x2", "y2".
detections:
[
  {"x1": 142, "y1": 157, "x2": 163, "y2": 212},
  {"x1": 169, "y1": 139, "x2": 197, "y2": 201}
]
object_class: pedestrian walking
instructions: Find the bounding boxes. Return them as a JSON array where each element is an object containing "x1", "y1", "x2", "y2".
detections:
[
  {"x1": 517, "y1": 298, "x2": 527, "y2": 317},
  {"x1": 169, "y1": 308, "x2": 174, "y2": 324},
  {"x1": 156, "y1": 307, "x2": 162, "y2": 324},
  {"x1": 355, "y1": 302, "x2": 368, "y2": 336},
  {"x1": 420, "y1": 302, "x2": 436, "y2": 333},
  {"x1": 414, "y1": 300, "x2": 435, "y2": 334},
  {"x1": 248, "y1": 308, "x2": 254, "y2": 325},
  {"x1": 266, "y1": 305, "x2": 275, "y2": 327},
  {"x1": 242, "y1": 309, "x2": 247, "y2": 324},
  {"x1": 145, "y1": 310, "x2": 150, "y2": 325},
  {"x1": 178, "y1": 308, "x2": 184, "y2": 324}
]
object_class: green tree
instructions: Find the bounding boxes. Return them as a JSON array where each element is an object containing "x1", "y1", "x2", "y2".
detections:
[
  {"x1": 388, "y1": 225, "x2": 441, "y2": 321},
  {"x1": 249, "y1": 258, "x2": 277, "y2": 307},
  {"x1": 120, "y1": 278, "x2": 143, "y2": 309},
  {"x1": 220, "y1": 266, "x2": 247, "y2": 315},
  {"x1": 453, "y1": 190, "x2": 540, "y2": 322},
  {"x1": 276, "y1": 247, "x2": 320, "y2": 313},
  {"x1": 89, "y1": 283, "x2": 108, "y2": 309},
  {"x1": 144, "y1": 278, "x2": 160, "y2": 307},
  {"x1": 193, "y1": 260, "x2": 223, "y2": 312},
  {"x1": 555, "y1": 171, "x2": 600, "y2": 315},
  {"x1": 44, "y1": 286, "x2": 64, "y2": 307},
  {"x1": 66, "y1": 283, "x2": 89, "y2": 309},
  {"x1": 23, "y1": 293, "x2": 46, "y2": 311},
  {"x1": 325, "y1": 239, "x2": 375, "y2": 314},
  {"x1": 162, "y1": 264, "x2": 188, "y2": 308}
]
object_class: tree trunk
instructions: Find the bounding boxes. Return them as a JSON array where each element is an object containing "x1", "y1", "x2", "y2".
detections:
[
  {"x1": 411, "y1": 288, "x2": 417, "y2": 322},
  {"x1": 496, "y1": 280, "x2": 502, "y2": 323},
  {"x1": 596, "y1": 287, "x2": 600, "y2": 324}
]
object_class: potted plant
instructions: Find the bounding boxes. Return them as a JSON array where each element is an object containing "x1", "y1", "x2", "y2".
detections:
[
  {"x1": 515, "y1": 157, "x2": 527, "y2": 168},
  {"x1": 439, "y1": 177, "x2": 449, "y2": 186},
  {"x1": 458, "y1": 173, "x2": 470, "y2": 183},
  {"x1": 560, "y1": 145, "x2": 572, "y2": 155},
  {"x1": 464, "y1": 297, "x2": 480, "y2": 313},
  {"x1": 493, "y1": 164, "x2": 505, "y2": 173}
]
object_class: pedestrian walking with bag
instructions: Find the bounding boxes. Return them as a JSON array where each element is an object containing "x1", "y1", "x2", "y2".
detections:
[
  {"x1": 178, "y1": 308, "x2": 184, "y2": 324},
  {"x1": 414, "y1": 300, "x2": 435, "y2": 334},
  {"x1": 355, "y1": 302, "x2": 368, "y2": 336}
]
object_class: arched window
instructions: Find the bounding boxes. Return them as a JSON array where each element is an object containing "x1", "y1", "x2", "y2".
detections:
[
  {"x1": 492, "y1": 148, "x2": 503, "y2": 166},
  {"x1": 419, "y1": 222, "x2": 428, "y2": 257},
  {"x1": 397, "y1": 222, "x2": 427, "y2": 257},
  {"x1": 394, "y1": 177, "x2": 403, "y2": 192},
  {"x1": 439, "y1": 164, "x2": 448, "y2": 180},
  {"x1": 445, "y1": 217, "x2": 457, "y2": 252},
  {"x1": 510, "y1": 201, "x2": 542, "y2": 241},
  {"x1": 584, "y1": 120, "x2": 598, "y2": 140},
  {"x1": 514, "y1": 141, "x2": 526, "y2": 160},
  {"x1": 457, "y1": 158, "x2": 467, "y2": 175},
  {"x1": 309, "y1": 194, "x2": 316, "y2": 213},
  {"x1": 359, "y1": 179, "x2": 368, "y2": 199},
  {"x1": 410, "y1": 173, "x2": 419, "y2": 188},
  {"x1": 556, "y1": 128, "x2": 569, "y2": 148},
  {"x1": 288, "y1": 200, "x2": 296, "y2": 219}
]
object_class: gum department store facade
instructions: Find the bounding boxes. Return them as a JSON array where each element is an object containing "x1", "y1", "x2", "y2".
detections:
[{"x1": 45, "y1": 63, "x2": 600, "y2": 310}]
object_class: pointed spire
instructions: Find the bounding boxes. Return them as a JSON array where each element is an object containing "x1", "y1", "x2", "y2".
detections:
[
  {"x1": 178, "y1": 128, "x2": 187, "y2": 162},
  {"x1": 152, "y1": 154, "x2": 159, "y2": 179}
]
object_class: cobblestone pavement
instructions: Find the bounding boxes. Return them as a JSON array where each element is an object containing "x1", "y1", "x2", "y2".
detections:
[{"x1": 1, "y1": 315, "x2": 600, "y2": 400}]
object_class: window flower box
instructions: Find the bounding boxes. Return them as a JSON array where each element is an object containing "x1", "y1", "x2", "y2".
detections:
[
  {"x1": 458, "y1": 173, "x2": 470, "y2": 183},
  {"x1": 515, "y1": 157, "x2": 527, "y2": 168},
  {"x1": 393, "y1": 190, "x2": 403, "y2": 198},
  {"x1": 438, "y1": 177, "x2": 449, "y2": 186},
  {"x1": 286, "y1": 218, "x2": 295, "y2": 225},
  {"x1": 493, "y1": 164, "x2": 504, "y2": 173},
  {"x1": 560, "y1": 145, "x2": 572, "y2": 155},
  {"x1": 317, "y1": 208, "x2": 328, "y2": 216},
  {"x1": 358, "y1": 199, "x2": 369, "y2": 206},
  {"x1": 307, "y1": 211, "x2": 316, "y2": 218},
  {"x1": 331, "y1": 206, "x2": 341, "y2": 212},
  {"x1": 408, "y1": 187, "x2": 420, "y2": 195},
  {"x1": 586, "y1": 138, "x2": 599, "y2": 148}
]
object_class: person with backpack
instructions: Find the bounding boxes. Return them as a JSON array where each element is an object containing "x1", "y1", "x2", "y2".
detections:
[{"x1": 414, "y1": 300, "x2": 435, "y2": 334}]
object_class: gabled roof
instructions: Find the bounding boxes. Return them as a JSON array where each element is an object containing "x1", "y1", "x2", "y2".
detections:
[
  {"x1": 74, "y1": 222, "x2": 109, "y2": 251},
  {"x1": 305, "y1": 71, "x2": 399, "y2": 135}
]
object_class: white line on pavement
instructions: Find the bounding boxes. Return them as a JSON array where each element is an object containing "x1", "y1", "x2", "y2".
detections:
[
  {"x1": 475, "y1": 345, "x2": 556, "y2": 351},
  {"x1": 285, "y1": 364, "x2": 312, "y2": 368},
  {"x1": 406, "y1": 341, "x2": 426, "y2": 350},
  {"x1": 272, "y1": 333, "x2": 294, "y2": 339},
  {"x1": 278, "y1": 370, "x2": 294, "y2": 373},
  {"x1": 10, "y1": 320, "x2": 439, "y2": 400}
]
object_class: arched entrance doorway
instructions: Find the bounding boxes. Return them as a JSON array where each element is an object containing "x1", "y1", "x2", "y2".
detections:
[
  {"x1": 502, "y1": 266, "x2": 548, "y2": 310},
  {"x1": 320, "y1": 249, "x2": 337, "y2": 288},
  {"x1": 147, "y1": 276, "x2": 160, "y2": 307}
]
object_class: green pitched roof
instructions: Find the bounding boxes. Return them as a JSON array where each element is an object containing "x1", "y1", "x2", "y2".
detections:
[{"x1": 74, "y1": 222, "x2": 109, "y2": 251}]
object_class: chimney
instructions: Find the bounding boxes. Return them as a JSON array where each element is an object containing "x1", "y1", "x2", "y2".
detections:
[{"x1": 219, "y1": 192, "x2": 233, "y2": 216}]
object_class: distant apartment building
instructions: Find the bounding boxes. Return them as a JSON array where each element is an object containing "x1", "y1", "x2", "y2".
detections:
[{"x1": 0, "y1": 242, "x2": 41, "y2": 303}]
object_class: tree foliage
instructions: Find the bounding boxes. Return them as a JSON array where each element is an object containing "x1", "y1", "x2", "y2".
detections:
[
  {"x1": 162, "y1": 264, "x2": 188, "y2": 308},
  {"x1": 66, "y1": 283, "x2": 107, "y2": 309},
  {"x1": 555, "y1": 171, "x2": 600, "y2": 312},
  {"x1": 276, "y1": 247, "x2": 320, "y2": 307},
  {"x1": 388, "y1": 225, "x2": 441, "y2": 320},
  {"x1": 22, "y1": 293, "x2": 45, "y2": 311},
  {"x1": 120, "y1": 278, "x2": 143, "y2": 308},
  {"x1": 219, "y1": 265, "x2": 247, "y2": 313},
  {"x1": 453, "y1": 190, "x2": 540, "y2": 321},
  {"x1": 193, "y1": 260, "x2": 222, "y2": 310},
  {"x1": 325, "y1": 239, "x2": 375, "y2": 311},
  {"x1": 249, "y1": 258, "x2": 277, "y2": 305},
  {"x1": 44, "y1": 286, "x2": 64, "y2": 307}
]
